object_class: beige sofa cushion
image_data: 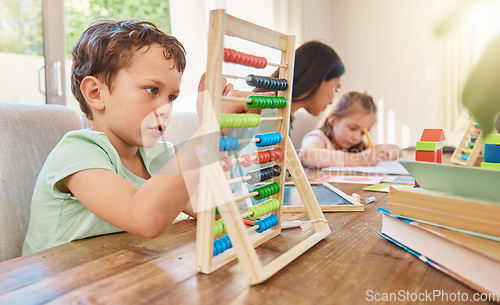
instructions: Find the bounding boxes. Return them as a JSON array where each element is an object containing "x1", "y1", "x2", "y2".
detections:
[{"x1": 0, "y1": 103, "x2": 83, "y2": 261}]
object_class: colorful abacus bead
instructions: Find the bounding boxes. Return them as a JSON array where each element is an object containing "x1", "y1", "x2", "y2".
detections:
[
  {"x1": 251, "y1": 148, "x2": 284, "y2": 164},
  {"x1": 220, "y1": 156, "x2": 233, "y2": 171},
  {"x1": 239, "y1": 154, "x2": 253, "y2": 167},
  {"x1": 254, "y1": 214, "x2": 279, "y2": 233},
  {"x1": 219, "y1": 136, "x2": 240, "y2": 151},
  {"x1": 255, "y1": 132, "x2": 282, "y2": 147},
  {"x1": 213, "y1": 218, "x2": 226, "y2": 237},
  {"x1": 247, "y1": 96, "x2": 287, "y2": 109},
  {"x1": 252, "y1": 182, "x2": 281, "y2": 200},
  {"x1": 247, "y1": 165, "x2": 282, "y2": 184},
  {"x1": 220, "y1": 114, "x2": 261, "y2": 128},
  {"x1": 224, "y1": 48, "x2": 267, "y2": 68},
  {"x1": 213, "y1": 234, "x2": 232, "y2": 256},
  {"x1": 246, "y1": 74, "x2": 289, "y2": 91},
  {"x1": 247, "y1": 198, "x2": 280, "y2": 219}
]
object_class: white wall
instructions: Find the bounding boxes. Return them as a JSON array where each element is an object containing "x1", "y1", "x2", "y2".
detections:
[{"x1": 299, "y1": 0, "x2": 449, "y2": 147}]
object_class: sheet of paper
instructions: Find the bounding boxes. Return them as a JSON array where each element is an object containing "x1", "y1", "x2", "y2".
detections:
[
  {"x1": 322, "y1": 160, "x2": 410, "y2": 175},
  {"x1": 382, "y1": 175, "x2": 415, "y2": 184},
  {"x1": 399, "y1": 159, "x2": 500, "y2": 202},
  {"x1": 363, "y1": 183, "x2": 411, "y2": 193},
  {"x1": 315, "y1": 175, "x2": 384, "y2": 185}
]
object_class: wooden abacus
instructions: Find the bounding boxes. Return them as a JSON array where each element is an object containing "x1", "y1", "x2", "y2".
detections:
[
  {"x1": 450, "y1": 121, "x2": 483, "y2": 166},
  {"x1": 195, "y1": 10, "x2": 330, "y2": 285}
]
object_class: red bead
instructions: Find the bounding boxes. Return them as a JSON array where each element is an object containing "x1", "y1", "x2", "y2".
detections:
[
  {"x1": 258, "y1": 57, "x2": 267, "y2": 68},
  {"x1": 224, "y1": 49, "x2": 231, "y2": 62},
  {"x1": 268, "y1": 149, "x2": 278, "y2": 161},
  {"x1": 239, "y1": 154, "x2": 253, "y2": 167},
  {"x1": 233, "y1": 51, "x2": 241, "y2": 64},
  {"x1": 251, "y1": 151, "x2": 260, "y2": 164},
  {"x1": 220, "y1": 156, "x2": 233, "y2": 171},
  {"x1": 274, "y1": 148, "x2": 284, "y2": 160},
  {"x1": 248, "y1": 55, "x2": 257, "y2": 67}
]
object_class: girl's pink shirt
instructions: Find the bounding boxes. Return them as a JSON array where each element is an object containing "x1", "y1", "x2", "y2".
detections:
[{"x1": 299, "y1": 129, "x2": 346, "y2": 168}]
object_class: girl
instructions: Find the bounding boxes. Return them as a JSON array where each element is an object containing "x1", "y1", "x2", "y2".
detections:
[{"x1": 299, "y1": 91, "x2": 402, "y2": 168}]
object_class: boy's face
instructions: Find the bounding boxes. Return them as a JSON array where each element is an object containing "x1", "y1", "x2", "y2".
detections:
[{"x1": 100, "y1": 43, "x2": 182, "y2": 148}]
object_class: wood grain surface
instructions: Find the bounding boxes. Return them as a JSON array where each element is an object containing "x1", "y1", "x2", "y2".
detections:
[{"x1": 0, "y1": 150, "x2": 495, "y2": 304}]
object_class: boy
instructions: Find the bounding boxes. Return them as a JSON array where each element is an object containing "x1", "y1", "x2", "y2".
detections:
[{"x1": 24, "y1": 20, "x2": 202, "y2": 254}]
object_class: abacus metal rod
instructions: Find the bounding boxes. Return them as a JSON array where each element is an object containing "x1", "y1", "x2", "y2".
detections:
[
  {"x1": 238, "y1": 138, "x2": 259, "y2": 144},
  {"x1": 261, "y1": 116, "x2": 283, "y2": 121},
  {"x1": 267, "y1": 62, "x2": 287, "y2": 68},
  {"x1": 234, "y1": 191, "x2": 259, "y2": 202},
  {"x1": 227, "y1": 175, "x2": 250, "y2": 185},
  {"x1": 221, "y1": 96, "x2": 252, "y2": 103},
  {"x1": 222, "y1": 74, "x2": 250, "y2": 81}
]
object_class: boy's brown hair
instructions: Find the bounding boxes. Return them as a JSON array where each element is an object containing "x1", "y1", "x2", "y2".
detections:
[
  {"x1": 320, "y1": 91, "x2": 376, "y2": 152},
  {"x1": 71, "y1": 19, "x2": 186, "y2": 120}
]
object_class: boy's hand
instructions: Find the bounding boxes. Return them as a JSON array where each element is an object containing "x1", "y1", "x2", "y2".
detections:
[{"x1": 196, "y1": 72, "x2": 275, "y2": 118}]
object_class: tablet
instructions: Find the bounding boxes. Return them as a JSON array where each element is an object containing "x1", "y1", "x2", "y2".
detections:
[{"x1": 251, "y1": 182, "x2": 364, "y2": 212}]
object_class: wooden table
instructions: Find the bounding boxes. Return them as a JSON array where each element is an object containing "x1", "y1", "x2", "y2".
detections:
[{"x1": 0, "y1": 151, "x2": 494, "y2": 304}]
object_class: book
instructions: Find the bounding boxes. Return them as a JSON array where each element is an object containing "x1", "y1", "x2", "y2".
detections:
[
  {"x1": 399, "y1": 159, "x2": 500, "y2": 202},
  {"x1": 388, "y1": 186, "x2": 500, "y2": 238},
  {"x1": 379, "y1": 208, "x2": 500, "y2": 299}
]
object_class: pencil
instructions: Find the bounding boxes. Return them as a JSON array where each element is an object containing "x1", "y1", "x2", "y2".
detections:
[{"x1": 364, "y1": 128, "x2": 373, "y2": 148}]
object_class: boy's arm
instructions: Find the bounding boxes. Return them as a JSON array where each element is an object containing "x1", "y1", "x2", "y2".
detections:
[
  {"x1": 64, "y1": 168, "x2": 190, "y2": 238},
  {"x1": 63, "y1": 130, "x2": 206, "y2": 238}
]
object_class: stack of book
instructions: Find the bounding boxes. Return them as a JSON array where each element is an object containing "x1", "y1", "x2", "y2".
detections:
[{"x1": 379, "y1": 160, "x2": 500, "y2": 300}]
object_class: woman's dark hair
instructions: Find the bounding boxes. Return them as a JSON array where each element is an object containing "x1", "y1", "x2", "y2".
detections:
[{"x1": 262, "y1": 41, "x2": 344, "y2": 103}]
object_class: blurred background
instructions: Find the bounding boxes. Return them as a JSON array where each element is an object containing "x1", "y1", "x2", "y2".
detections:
[{"x1": 1, "y1": 0, "x2": 500, "y2": 147}]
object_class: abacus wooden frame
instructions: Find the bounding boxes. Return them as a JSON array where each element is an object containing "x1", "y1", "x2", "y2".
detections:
[
  {"x1": 450, "y1": 121, "x2": 483, "y2": 166},
  {"x1": 195, "y1": 9, "x2": 331, "y2": 285}
]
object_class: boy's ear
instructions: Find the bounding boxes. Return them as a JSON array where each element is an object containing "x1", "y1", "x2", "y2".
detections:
[{"x1": 80, "y1": 76, "x2": 106, "y2": 111}]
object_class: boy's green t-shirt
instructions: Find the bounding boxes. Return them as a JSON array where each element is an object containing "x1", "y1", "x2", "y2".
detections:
[{"x1": 22, "y1": 129, "x2": 175, "y2": 255}]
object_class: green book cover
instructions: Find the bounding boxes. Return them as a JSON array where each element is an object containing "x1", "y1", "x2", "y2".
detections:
[{"x1": 399, "y1": 159, "x2": 500, "y2": 203}]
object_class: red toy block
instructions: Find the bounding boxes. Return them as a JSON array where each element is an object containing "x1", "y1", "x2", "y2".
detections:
[
  {"x1": 416, "y1": 150, "x2": 438, "y2": 162},
  {"x1": 437, "y1": 149, "x2": 442, "y2": 163},
  {"x1": 420, "y1": 129, "x2": 445, "y2": 141}
]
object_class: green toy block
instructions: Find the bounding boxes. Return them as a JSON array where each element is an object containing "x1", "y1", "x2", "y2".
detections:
[
  {"x1": 482, "y1": 134, "x2": 500, "y2": 145},
  {"x1": 416, "y1": 141, "x2": 444, "y2": 151},
  {"x1": 481, "y1": 161, "x2": 500, "y2": 170}
]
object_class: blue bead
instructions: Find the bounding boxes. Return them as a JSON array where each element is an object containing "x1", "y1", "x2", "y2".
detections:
[
  {"x1": 255, "y1": 219, "x2": 265, "y2": 233},
  {"x1": 219, "y1": 137, "x2": 226, "y2": 151}
]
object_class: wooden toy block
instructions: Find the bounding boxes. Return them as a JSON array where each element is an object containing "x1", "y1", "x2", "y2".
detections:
[
  {"x1": 196, "y1": 9, "x2": 330, "y2": 285},
  {"x1": 416, "y1": 150, "x2": 438, "y2": 163},
  {"x1": 451, "y1": 121, "x2": 483, "y2": 166},
  {"x1": 484, "y1": 144, "x2": 500, "y2": 163},
  {"x1": 437, "y1": 149, "x2": 442, "y2": 163},
  {"x1": 415, "y1": 140, "x2": 444, "y2": 151},
  {"x1": 420, "y1": 129, "x2": 446, "y2": 141},
  {"x1": 482, "y1": 134, "x2": 500, "y2": 145},
  {"x1": 481, "y1": 161, "x2": 500, "y2": 170}
]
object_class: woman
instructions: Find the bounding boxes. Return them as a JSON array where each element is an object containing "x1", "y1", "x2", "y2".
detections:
[{"x1": 257, "y1": 40, "x2": 345, "y2": 116}]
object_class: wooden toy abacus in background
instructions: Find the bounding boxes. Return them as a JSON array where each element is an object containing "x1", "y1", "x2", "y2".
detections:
[
  {"x1": 451, "y1": 121, "x2": 483, "y2": 166},
  {"x1": 195, "y1": 9, "x2": 330, "y2": 285}
]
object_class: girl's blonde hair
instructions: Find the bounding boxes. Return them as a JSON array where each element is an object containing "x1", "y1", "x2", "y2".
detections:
[{"x1": 320, "y1": 91, "x2": 376, "y2": 152}]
